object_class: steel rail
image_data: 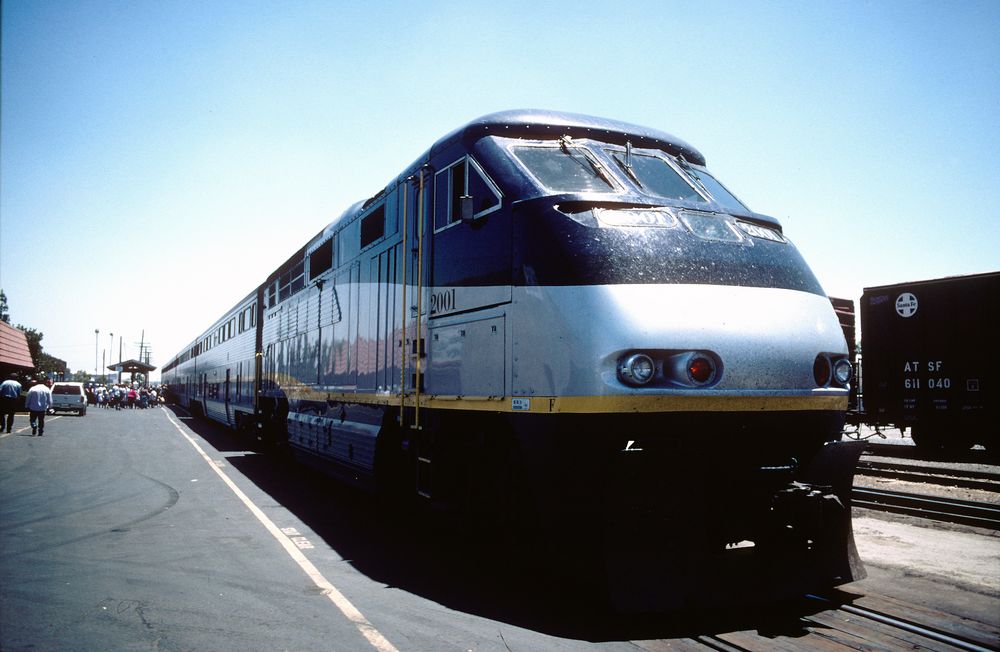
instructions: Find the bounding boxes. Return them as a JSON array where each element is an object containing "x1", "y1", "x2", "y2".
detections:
[
  {"x1": 863, "y1": 442, "x2": 997, "y2": 465},
  {"x1": 852, "y1": 487, "x2": 1000, "y2": 530},
  {"x1": 693, "y1": 635, "x2": 752, "y2": 651},
  {"x1": 806, "y1": 594, "x2": 997, "y2": 652},
  {"x1": 856, "y1": 460, "x2": 1000, "y2": 492}
]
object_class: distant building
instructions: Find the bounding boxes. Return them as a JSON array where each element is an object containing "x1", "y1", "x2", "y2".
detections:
[{"x1": 36, "y1": 353, "x2": 68, "y2": 381}]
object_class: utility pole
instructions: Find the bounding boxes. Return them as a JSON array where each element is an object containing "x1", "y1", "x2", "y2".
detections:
[
  {"x1": 136, "y1": 331, "x2": 151, "y2": 365},
  {"x1": 135, "y1": 331, "x2": 153, "y2": 384}
]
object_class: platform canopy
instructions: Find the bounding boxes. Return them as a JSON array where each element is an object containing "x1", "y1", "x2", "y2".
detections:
[
  {"x1": 108, "y1": 359, "x2": 156, "y2": 373},
  {"x1": 108, "y1": 359, "x2": 157, "y2": 385}
]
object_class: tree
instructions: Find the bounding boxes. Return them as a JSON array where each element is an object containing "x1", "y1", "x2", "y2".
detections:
[
  {"x1": 0, "y1": 289, "x2": 9, "y2": 323},
  {"x1": 17, "y1": 325, "x2": 43, "y2": 367},
  {"x1": 14, "y1": 326, "x2": 65, "y2": 379}
]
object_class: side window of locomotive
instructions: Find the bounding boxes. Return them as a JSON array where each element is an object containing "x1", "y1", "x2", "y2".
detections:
[
  {"x1": 511, "y1": 145, "x2": 616, "y2": 193},
  {"x1": 308, "y1": 238, "x2": 334, "y2": 280},
  {"x1": 605, "y1": 149, "x2": 705, "y2": 203},
  {"x1": 434, "y1": 157, "x2": 502, "y2": 232},
  {"x1": 360, "y1": 204, "x2": 385, "y2": 249},
  {"x1": 278, "y1": 259, "x2": 305, "y2": 301},
  {"x1": 467, "y1": 158, "x2": 501, "y2": 215},
  {"x1": 434, "y1": 164, "x2": 458, "y2": 231},
  {"x1": 266, "y1": 280, "x2": 278, "y2": 308}
]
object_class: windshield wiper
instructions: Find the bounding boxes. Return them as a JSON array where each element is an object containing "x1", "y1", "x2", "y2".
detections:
[
  {"x1": 673, "y1": 154, "x2": 712, "y2": 196},
  {"x1": 612, "y1": 153, "x2": 643, "y2": 188},
  {"x1": 586, "y1": 156, "x2": 614, "y2": 188},
  {"x1": 560, "y1": 135, "x2": 614, "y2": 188}
]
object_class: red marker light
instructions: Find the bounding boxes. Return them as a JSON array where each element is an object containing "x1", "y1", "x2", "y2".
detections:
[
  {"x1": 688, "y1": 356, "x2": 715, "y2": 384},
  {"x1": 814, "y1": 355, "x2": 831, "y2": 387}
]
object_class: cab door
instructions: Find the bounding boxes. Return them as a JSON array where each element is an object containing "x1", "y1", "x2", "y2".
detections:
[{"x1": 429, "y1": 156, "x2": 510, "y2": 316}]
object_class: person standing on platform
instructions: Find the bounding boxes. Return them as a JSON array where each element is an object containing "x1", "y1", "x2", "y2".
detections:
[
  {"x1": 1, "y1": 373, "x2": 22, "y2": 433},
  {"x1": 25, "y1": 378, "x2": 52, "y2": 436}
]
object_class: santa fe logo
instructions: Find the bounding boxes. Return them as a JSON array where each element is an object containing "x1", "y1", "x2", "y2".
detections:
[{"x1": 895, "y1": 292, "x2": 918, "y2": 318}]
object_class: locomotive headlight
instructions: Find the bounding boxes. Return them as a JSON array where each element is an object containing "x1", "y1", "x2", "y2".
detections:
[
  {"x1": 618, "y1": 353, "x2": 656, "y2": 386},
  {"x1": 833, "y1": 358, "x2": 852, "y2": 386}
]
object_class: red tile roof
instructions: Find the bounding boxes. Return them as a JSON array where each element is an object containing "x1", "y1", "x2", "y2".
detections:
[{"x1": 0, "y1": 321, "x2": 34, "y2": 369}]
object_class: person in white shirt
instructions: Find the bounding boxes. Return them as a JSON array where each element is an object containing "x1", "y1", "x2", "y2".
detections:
[{"x1": 25, "y1": 378, "x2": 53, "y2": 436}]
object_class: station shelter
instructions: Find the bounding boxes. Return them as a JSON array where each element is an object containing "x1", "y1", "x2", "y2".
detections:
[{"x1": 108, "y1": 359, "x2": 157, "y2": 387}]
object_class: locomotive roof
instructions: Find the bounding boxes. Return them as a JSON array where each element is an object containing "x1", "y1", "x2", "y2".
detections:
[
  {"x1": 325, "y1": 110, "x2": 710, "y2": 249},
  {"x1": 435, "y1": 109, "x2": 707, "y2": 167}
]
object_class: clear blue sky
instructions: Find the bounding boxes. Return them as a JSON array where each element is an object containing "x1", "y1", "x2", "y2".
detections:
[{"x1": 2, "y1": 0, "x2": 998, "y2": 380}]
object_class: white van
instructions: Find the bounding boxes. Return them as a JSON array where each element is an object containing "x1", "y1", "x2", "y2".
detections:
[{"x1": 51, "y1": 382, "x2": 87, "y2": 415}]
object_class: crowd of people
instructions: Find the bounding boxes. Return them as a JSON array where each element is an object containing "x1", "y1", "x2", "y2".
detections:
[
  {"x1": 1, "y1": 375, "x2": 167, "y2": 437},
  {"x1": 87, "y1": 383, "x2": 163, "y2": 410}
]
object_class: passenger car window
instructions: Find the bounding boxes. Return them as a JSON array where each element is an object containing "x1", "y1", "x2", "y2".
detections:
[{"x1": 512, "y1": 145, "x2": 615, "y2": 193}]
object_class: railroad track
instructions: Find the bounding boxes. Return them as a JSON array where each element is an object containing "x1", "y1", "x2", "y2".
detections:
[
  {"x1": 863, "y1": 441, "x2": 998, "y2": 465},
  {"x1": 852, "y1": 487, "x2": 1000, "y2": 530},
  {"x1": 803, "y1": 594, "x2": 998, "y2": 652},
  {"x1": 856, "y1": 459, "x2": 1000, "y2": 492},
  {"x1": 674, "y1": 593, "x2": 999, "y2": 651}
]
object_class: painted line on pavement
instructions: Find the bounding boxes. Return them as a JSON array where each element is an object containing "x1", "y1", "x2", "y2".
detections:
[
  {"x1": 163, "y1": 410, "x2": 399, "y2": 652},
  {"x1": 1, "y1": 415, "x2": 62, "y2": 439}
]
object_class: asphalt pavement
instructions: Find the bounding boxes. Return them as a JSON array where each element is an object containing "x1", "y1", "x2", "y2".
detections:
[
  {"x1": 0, "y1": 406, "x2": 414, "y2": 651},
  {"x1": 1, "y1": 406, "x2": 647, "y2": 651}
]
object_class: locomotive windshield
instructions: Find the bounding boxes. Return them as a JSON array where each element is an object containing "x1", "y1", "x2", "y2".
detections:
[
  {"x1": 502, "y1": 137, "x2": 824, "y2": 295},
  {"x1": 604, "y1": 148, "x2": 703, "y2": 203},
  {"x1": 679, "y1": 164, "x2": 747, "y2": 212},
  {"x1": 511, "y1": 144, "x2": 617, "y2": 193},
  {"x1": 510, "y1": 139, "x2": 748, "y2": 213}
]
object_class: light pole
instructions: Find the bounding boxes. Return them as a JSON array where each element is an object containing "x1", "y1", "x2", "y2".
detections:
[
  {"x1": 109, "y1": 332, "x2": 113, "y2": 382},
  {"x1": 94, "y1": 329, "x2": 99, "y2": 377}
]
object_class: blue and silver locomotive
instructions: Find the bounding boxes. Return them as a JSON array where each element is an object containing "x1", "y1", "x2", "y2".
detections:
[{"x1": 164, "y1": 110, "x2": 863, "y2": 609}]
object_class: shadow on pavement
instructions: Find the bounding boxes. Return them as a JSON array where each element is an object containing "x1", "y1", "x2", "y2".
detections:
[{"x1": 165, "y1": 406, "x2": 850, "y2": 642}]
